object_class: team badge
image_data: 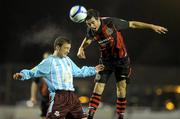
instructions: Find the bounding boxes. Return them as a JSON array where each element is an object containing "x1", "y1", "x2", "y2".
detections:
[{"x1": 54, "y1": 111, "x2": 60, "y2": 117}]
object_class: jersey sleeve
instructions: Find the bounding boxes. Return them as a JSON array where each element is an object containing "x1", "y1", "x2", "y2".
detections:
[
  {"x1": 110, "y1": 17, "x2": 129, "y2": 30},
  {"x1": 68, "y1": 57, "x2": 96, "y2": 77},
  {"x1": 20, "y1": 58, "x2": 51, "y2": 80}
]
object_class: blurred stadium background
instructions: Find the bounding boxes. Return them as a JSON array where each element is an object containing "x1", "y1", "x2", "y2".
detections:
[{"x1": 1, "y1": 0, "x2": 180, "y2": 119}]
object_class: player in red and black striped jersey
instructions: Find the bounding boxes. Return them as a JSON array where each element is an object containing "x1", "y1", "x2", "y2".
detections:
[{"x1": 77, "y1": 9, "x2": 168, "y2": 119}]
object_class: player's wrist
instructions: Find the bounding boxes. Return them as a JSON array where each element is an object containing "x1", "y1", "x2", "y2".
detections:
[{"x1": 150, "y1": 24, "x2": 155, "y2": 29}]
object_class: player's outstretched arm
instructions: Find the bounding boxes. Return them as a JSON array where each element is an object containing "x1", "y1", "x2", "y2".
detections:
[
  {"x1": 77, "y1": 37, "x2": 92, "y2": 59},
  {"x1": 129, "y1": 21, "x2": 168, "y2": 34}
]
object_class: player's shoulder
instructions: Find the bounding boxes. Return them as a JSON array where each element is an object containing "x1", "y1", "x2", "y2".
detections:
[
  {"x1": 40, "y1": 55, "x2": 53, "y2": 65},
  {"x1": 47, "y1": 55, "x2": 57, "y2": 61},
  {"x1": 101, "y1": 17, "x2": 127, "y2": 22},
  {"x1": 101, "y1": 17, "x2": 115, "y2": 24},
  {"x1": 65, "y1": 56, "x2": 72, "y2": 61},
  {"x1": 64, "y1": 56, "x2": 74, "y2": 65},
  {"x1": 101, "y1": 17, "x2": 112, "y2": 21}
]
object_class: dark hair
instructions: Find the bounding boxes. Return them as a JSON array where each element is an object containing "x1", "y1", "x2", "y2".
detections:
[
  {"x1": 54, "y1": 37, "x2": 71, "y2": 49},
  {"x1": 85, "y1": 9, "x2": 100, "y2": 21}
]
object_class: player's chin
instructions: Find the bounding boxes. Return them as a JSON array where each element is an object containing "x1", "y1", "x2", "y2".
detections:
[
  {"x1": 91, "y1": 28, "x2": 97, "y2": 31},
  {"x1": 63, "y1": 54, "x2": 68, "y2": 57}
]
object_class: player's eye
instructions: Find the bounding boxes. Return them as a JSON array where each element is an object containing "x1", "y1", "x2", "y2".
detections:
[{"x1": 87, "y1": 23, "x2": 90, "y2": 26}]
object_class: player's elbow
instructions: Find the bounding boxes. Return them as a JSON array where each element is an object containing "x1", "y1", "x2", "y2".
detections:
[{"x1": 84, "y1": 40, "x2": 92, "y2": 47}]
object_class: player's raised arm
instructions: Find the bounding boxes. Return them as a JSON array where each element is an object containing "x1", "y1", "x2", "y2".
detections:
[
  {"x1": 129, "y1": 21, "x2": 168, "y2": 34},
  {"x1": 77, "y1": 37, "x2": 92, "y2": 59}
]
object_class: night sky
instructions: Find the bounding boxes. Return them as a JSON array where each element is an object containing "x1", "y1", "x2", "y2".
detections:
[{"x1": 2, "y1": 0, "x2": 180, "y2": 66}]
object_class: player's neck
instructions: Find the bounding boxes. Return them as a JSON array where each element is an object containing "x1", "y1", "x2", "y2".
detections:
[{"x1": 53, "y1": 51, "x2": 64, "y2": 58}]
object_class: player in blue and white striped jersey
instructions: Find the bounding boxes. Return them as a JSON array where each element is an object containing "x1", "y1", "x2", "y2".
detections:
[{"x1": 13, "y1": 36, "x2": 104, "y2": 119}]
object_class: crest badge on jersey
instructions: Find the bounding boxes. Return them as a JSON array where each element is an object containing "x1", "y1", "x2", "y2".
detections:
[{"x1": 54, "y1": 111, "x2": 60, "y2": 117}]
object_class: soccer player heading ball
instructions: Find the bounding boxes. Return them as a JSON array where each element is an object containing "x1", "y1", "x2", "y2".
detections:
[{"x1": 77, "y1": 9, "x2": 168, "y2": 119}]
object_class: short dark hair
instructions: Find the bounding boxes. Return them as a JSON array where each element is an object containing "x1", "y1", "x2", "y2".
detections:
[
  {"x1": 54, "y1": 37, "x2": 71, "y2": 49},
  {"x1": 85, "y1": 9, "x2": 100, "y2": 21}
]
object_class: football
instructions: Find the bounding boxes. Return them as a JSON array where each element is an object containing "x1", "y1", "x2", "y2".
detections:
[{"x1": 69, "y1": 5, "x2": 87, "y2": 23}]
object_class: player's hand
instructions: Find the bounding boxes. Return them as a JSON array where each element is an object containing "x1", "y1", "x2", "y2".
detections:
[
  {"x1": 13, "y1": 73, "x2": 23, "y2": 80},
  {"x1": 152, "y1": 25, "x2": 168, "y2": 34},
  {"x1": 95, "y1": 64, "x2": 104, "y2": 73},
  {"x1": 77, "y1": 48, "x2": 86, "y2": 59}
]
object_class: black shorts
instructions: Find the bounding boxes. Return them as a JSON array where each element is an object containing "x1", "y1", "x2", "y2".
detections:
[
  {"x1": 40, "y1": 96, "x2": 49, "y2": 117},
  {"x1": 47, "y1": 90, "x2": 87, "y2": 119},
  {"x1": 96, "y1": 56, "x2": 131, "y2": 83}
]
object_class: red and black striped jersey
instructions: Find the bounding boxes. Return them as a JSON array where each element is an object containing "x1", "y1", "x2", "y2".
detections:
[{"x1": 86, "y1": 17, "x2": 129, "y2": 59}]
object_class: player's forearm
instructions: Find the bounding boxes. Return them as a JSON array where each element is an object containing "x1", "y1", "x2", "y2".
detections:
[
  {"x1": 20, "y1": 69, "x2": 43, "y2": 80},
  {"x1": 79, "y1": 37, "x2": 91, "y2": 49},
  {"x1": 74, "y1": 66, "x2": 96, "y2": 77},
  {"x1": 129, "y1": 21, "x2": 154, "y2": 29},
  {"x1": 19, "y1": 70, "x2": 35, "y2": 80}
]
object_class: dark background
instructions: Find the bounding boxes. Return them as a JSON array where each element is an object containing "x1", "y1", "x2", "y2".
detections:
[
  {"x1": 0, "y1": 0, "x2": 180, "y2": 109},
  {"x1": 1, "y1": 0, "x2": 180, "y2": 66}
]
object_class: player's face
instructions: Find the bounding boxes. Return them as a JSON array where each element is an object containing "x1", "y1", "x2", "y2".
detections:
[
  {"x1": 86, "y1": 17, "x2": 101, "y2": 31},
  {"x1": 57, "y1": 43, "x2": 71, "y2": 57}
]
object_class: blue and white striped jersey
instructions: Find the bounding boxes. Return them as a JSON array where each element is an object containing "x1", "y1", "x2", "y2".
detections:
[{"x1": 19, "y1": 55, "x2": 96, "y2": 93}]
